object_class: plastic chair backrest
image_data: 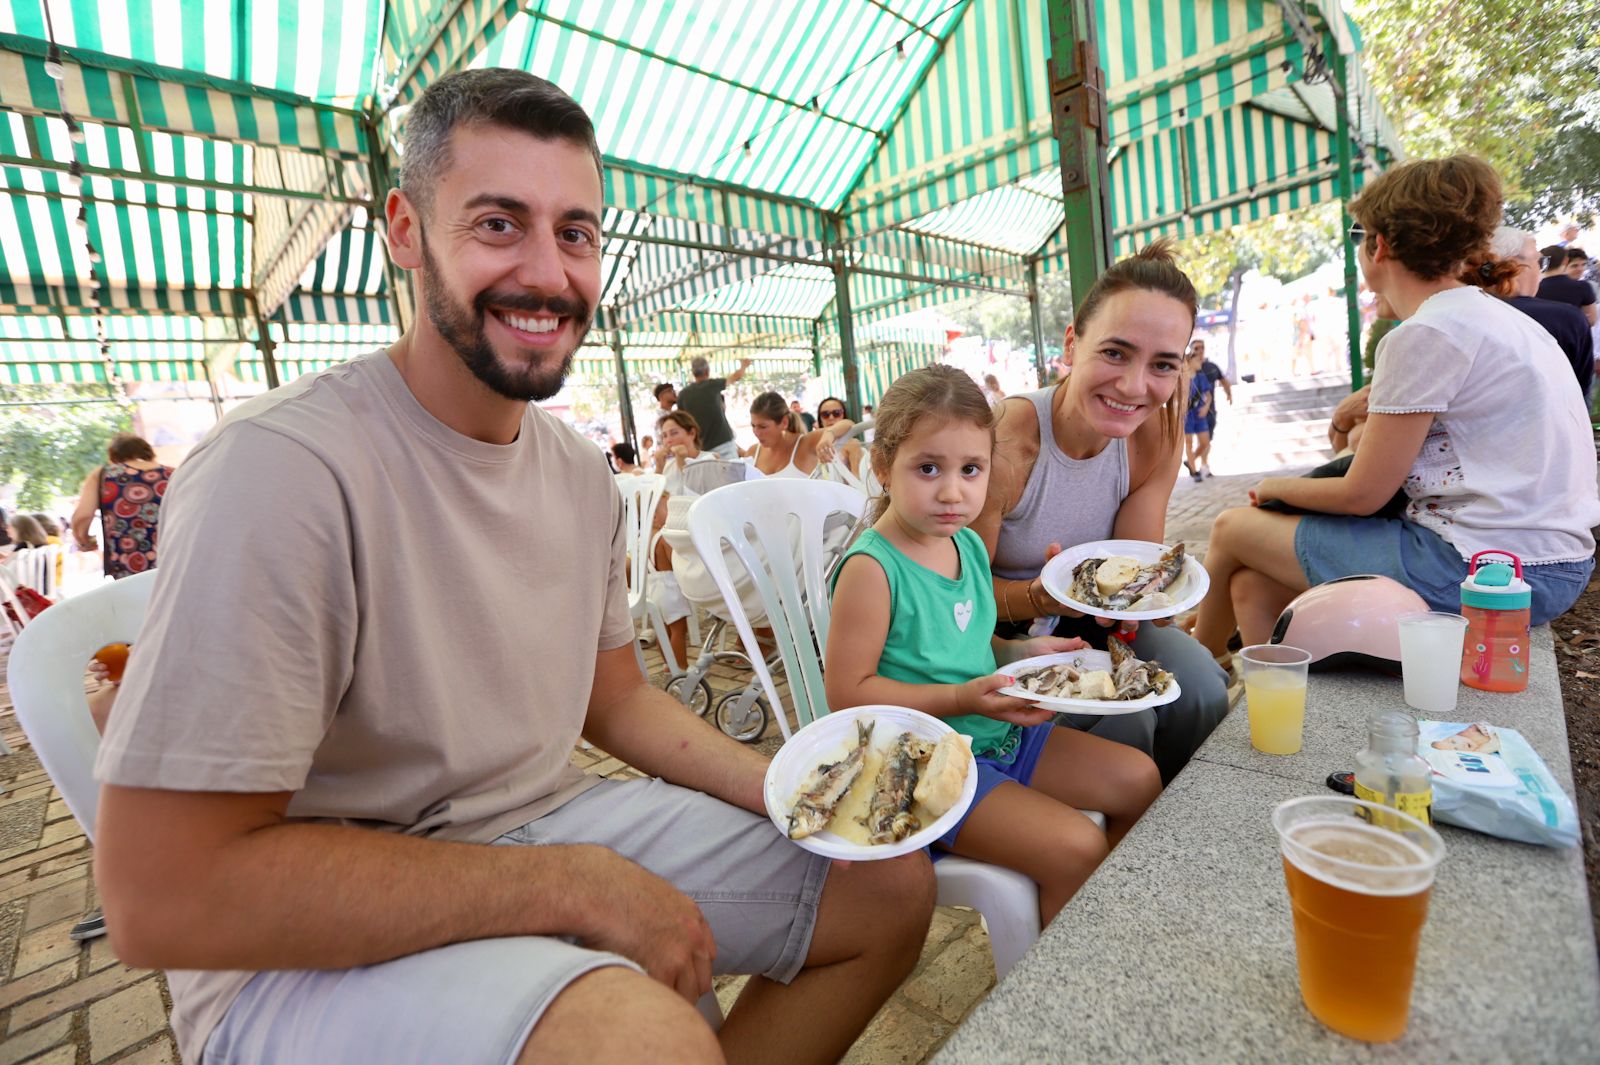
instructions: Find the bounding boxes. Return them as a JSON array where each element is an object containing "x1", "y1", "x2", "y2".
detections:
[
  {"x1": 860, "y1": 458, "x2": 884, "y2": 500},
  {"x1": 675, "y1": 458, "x2": 758, "y2": 498},
  {"x1": 7, "y1": 570, "x2": 157, "y2": 841},
  {"x1": 615, "y1": 474, "x2": 667, "y2": 609},
  {"x1": 687, "y1": 479, "x2": 865, "y2": 740},
  {"x1": 10, "y1": 545, "x2": 59, "y2": 598}
]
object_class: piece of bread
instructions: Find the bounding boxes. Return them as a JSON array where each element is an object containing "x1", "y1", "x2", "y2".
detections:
[
  {"x1": 1095, "y1": 556, "x2": 1143, "y2": 597},
  {"x1": 1075, "y1": 670, "x2": 1117, "y2": 700},
  {"x1": 1430, "y1": 722, "x2": 1500, "y2": 755},
  {"x1": 914, "y1": 734, "x2": 971, "y2": 818}
]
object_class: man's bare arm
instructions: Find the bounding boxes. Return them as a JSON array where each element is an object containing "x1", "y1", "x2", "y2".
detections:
[
  {"x1": 724, "y1": 357, "x2": 755, "y2": 386},
  {"x1": 582, "y1": 643, "x2": 768, "y2": 814},
  {"x1": 96, "y1": 784, "x2": 714, "y2": 995}
]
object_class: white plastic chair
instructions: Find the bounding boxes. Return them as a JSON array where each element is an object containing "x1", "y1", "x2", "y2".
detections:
[
  {"x1": 615, "y1": 474, "x2": 680, "y2": 676},
  {"x1": 6, "y1": 570, "x2": 156, "y2": 840},
  {"x1": 686, "y1": 478, "x2": 1063, "y2": 977},
  {"x1": 9, "y1": 544, "x2": 60, "y2": 599}
]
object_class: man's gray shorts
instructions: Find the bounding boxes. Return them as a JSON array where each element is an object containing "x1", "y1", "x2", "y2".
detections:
[{"x1": 204, "y1": 778, "x2": 831, "y2": 1064}]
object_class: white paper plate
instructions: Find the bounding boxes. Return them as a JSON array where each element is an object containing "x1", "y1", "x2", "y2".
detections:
[
  {"x1": 764, "y1": 705, "x2": 978, "y2": 861},
  {"x1": 996, "y1": 650, "x2": 1183, "y2": 714},
  {"x1": 1038, "y1": 539, "x2": 1210, "y2": 621}
]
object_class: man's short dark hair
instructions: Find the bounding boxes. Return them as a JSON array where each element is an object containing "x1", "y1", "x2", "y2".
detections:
[
  {"x1": 1567, "y1": 246, "x2": 1589, "y2": 264},
  {"x1": 1541, "y1": 245, "x2": 1567, "y2": 270},
  {"x1": 653, "y1": 382, "x2": 676, "y2": 400},
  {"x1": 399, "y1": 68, "x2": 603, "y2": 217}
]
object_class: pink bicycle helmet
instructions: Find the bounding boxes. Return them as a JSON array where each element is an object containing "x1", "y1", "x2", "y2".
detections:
[{"x1": 1269, "y1": 575, "x2": 1430, "y2": 674}]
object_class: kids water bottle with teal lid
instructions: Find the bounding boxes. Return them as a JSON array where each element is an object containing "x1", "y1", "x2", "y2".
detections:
[{"x1": 1459, "y1": 550, "x2": 1531, "y2": 693}]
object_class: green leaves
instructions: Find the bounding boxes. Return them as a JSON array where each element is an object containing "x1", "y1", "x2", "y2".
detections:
[{"x1": 0, "y1": 386, "x2": 132, "y2": 510}]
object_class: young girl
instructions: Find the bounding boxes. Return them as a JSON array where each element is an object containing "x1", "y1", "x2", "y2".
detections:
[{"x1": 826, "y1": 365, "x2": 1161, "y2": 923}]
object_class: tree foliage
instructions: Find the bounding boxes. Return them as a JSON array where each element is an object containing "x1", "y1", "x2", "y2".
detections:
[
  {"x1": 1351, "y1": 0, "x2": 1600, "y2": 216},
  {"x1": 946, "y1": 276, "x2": 1074, "y2": 352},
  {"x1": 0, "y1": 386, "x2": 131, "y2": 510},
  {"x1": 1176, "y1": 203, "x2": 1344, "y2": 302}
]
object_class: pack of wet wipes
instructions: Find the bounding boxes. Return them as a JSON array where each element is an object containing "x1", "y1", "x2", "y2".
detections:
[{"x1": 1418, "y1": 721, "x2": 1578, "y2": 848}]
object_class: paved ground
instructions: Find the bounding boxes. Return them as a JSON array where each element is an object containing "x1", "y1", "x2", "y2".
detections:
[{"x1": 0, "y1": 468, "x2": 1274, "y2": 1065}]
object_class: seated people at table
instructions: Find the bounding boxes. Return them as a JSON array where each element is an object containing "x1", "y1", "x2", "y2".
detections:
[
  {"x1": 972, "y1": 243, "x2": 1229, "y2": 785},
  {"x1": 1190, "y1": 156, "x2": 1600, "y2": 658},
  {"x1": 6, "y1": 513, "x2": 48, "y2": 552},
  {"x1": 31, "y1": 513, "x2": 66, "y2": 587},
  {"x1": 826, "y1": 366, "x2": 1160, "y2": 923},
  {"x1": 747, "y1": 391, "x2": 853, "y2": 478},
  {"x1": 1470, "y1": 226, "x2": 1594, "y2": 399},
  {"x1": 610, "y1": 441, "x2": 642, "y2": 474},
  {"x1": 1538, "y1": 244, "x2": 1598, "y2": 326},
  {"x1": 816, "y1": 396, "x2": 864, "y2": 476},
  {"x1": 92, "y1": 68, "x2": 934, "y2": 1065}
]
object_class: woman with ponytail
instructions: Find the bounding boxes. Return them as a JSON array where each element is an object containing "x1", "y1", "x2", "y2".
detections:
[
  {"x1": 747, "y1": 390, "x2": 854, "y2": 478},
  {"x1": 1190, "y1": 156, "x2": 1600, "y2": 658},
  {"x1": 971, "y1": 240, "x2": 1229, "y2": 784}
]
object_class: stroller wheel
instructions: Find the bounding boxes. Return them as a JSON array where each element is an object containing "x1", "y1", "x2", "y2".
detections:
[
  {"x1": 664, "y1": 674, "x2": 714, "y2": 716},
  {"x1": 714, "y1": 690, "x2": 770, "y2": 743}
]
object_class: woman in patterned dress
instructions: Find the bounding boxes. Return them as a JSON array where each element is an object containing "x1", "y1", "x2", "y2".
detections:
[{"x1": 70, "y1": 433, "x2": 175, "y2": 579}]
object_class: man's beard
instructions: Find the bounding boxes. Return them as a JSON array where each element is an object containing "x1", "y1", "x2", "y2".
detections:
[{"x1": 419, "y1": 241, "x2": 592, "y2": 402}]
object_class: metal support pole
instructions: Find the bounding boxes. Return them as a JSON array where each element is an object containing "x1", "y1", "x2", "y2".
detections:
[
  {"x1": 1328, "y1": 38, "x2": 1364, "y2": 389},
  {"x1": 248, "y1": 294, "x2": 281, "y2": 390},
  {"x1": 1046, "y1": 0, "x2": 1113, "y2": 312},
  {"x1": 1027, "y1": 259, "x2": 1049, "y2": 386},
  {"x1": 201, "y1": 359, "x2": 224, "y2": 422},
  {"x1": 832, "y1": 260, "x2": 863, "y2": 421},
  {"x1": 611, "y1": 330, "x2": 638, "y2": 453}
]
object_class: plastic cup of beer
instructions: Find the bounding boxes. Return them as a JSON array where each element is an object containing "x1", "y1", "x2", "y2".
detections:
[
  {"x1": 1240, "y1": 644, "x2": 1312, "y2": 755},
  {"x1": 1272, "y1": 796, "x2": 1445, "y2": 1042},
  {"x1": 1397, "y1": 611, "x2": 1468, "y2": 715}
]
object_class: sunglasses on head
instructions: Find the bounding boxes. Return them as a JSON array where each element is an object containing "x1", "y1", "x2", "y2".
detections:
[{"x1": 1347, "y1": 222, "x2": 1366, "y2": 247}]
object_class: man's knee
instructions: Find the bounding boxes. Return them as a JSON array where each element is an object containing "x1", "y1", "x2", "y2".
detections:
[
  {"x1": 830, "y1": 851, "x2": 935, "y2": 946},
  {"x1": 522, "y1": 966, "x2": 723, "y2": 1065}
]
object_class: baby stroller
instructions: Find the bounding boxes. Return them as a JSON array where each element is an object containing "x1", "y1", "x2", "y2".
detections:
[
  {"x1": 654, "y1": 456, "x2": 868, "y2": 741},
  {"x1": 652, "y1": 458, "x2": 778, "y2": 742}
]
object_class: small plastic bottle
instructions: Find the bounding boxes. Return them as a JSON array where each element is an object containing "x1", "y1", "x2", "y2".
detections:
[
  {"x1": 1459, "y1": 550, "x2": 1532, "y2": 693},
  {"x1": 1353, "y1": 710, "x2": 1432, "y2": 827}
]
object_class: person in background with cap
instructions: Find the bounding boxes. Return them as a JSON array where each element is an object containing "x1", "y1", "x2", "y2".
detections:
[{"x1": 676, "y1": 355, "x2": 752, "y2": 460}]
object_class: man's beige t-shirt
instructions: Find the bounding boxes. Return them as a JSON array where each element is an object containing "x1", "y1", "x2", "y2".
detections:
[{"x1": 95, "y1": 351, "x2": 634, "y2": 1062}]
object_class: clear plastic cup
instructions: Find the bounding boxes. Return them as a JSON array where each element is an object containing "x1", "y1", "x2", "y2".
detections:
[
  {"x1": 1272, "y1": 796, "x2": 1446, "y2": 1042},
  {"x1": 1397, "y1": 611, "x2": 1468, "y2": 715},
  {"x1": 1240, "y1": 644, "x2": 1312, "y2": 755}
]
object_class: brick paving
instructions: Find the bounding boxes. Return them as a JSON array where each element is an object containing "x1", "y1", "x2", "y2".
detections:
[{"x1": 0, "y1": 467, "x2": 1283, "y2": 1065}]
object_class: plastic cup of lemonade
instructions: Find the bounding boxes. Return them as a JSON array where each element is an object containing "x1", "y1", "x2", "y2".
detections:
[
  {"x1": 1272, "y1": 796, "x2": 1445, "y2": 1042},
  {"x1": 1397, "y1": 612, "x2": 1468, "y2": 715},
  {"x1": 1240, "y1": 644, "x2": 1312, "y2": 755}
]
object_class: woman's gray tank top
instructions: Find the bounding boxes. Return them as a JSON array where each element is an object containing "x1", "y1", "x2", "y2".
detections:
[{"x1": 991, "y1": 388, "x2": 1130, "y2": 582}]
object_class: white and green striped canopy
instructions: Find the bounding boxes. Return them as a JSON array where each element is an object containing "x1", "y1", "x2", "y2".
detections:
[{"x1": 0, "y1": 0, "x2": 1398, "y2": 389}]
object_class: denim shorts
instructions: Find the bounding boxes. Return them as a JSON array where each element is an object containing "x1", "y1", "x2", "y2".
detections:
[
  {"x1": 1294, "y1": 515, "x2": 1593, "y2": 626},
  {"x1": 204, "y1": 778, "x2": 830, "y2": 1065},
  {"x1": 933, "y1": 722, "x2": 1056, "y2": 849}
]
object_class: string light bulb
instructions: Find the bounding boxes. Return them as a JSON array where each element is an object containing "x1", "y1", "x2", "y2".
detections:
[
  {"x1": 64, "y1": 114, "x2": 84, "y2": 144},
  {"x1": 742, "y1": 139, "x2": 753, "y2": 158},
  {"x1": 896, "y1": 39, "x2": 907, "y2": 62},
  {"x1": 86, "y1": 244, "x2": 100, "y2": 263},
  {"x1": 43, "y1": 43, "x2": 65, "y2": 81},
  {"x1": 810, "y1": 96, "x2": 821, "y2": 113}
]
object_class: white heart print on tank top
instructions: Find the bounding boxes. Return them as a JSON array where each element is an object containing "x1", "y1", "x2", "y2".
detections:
[{"x1": 953, "y1": 599, "x2": 973, "y2": 632}]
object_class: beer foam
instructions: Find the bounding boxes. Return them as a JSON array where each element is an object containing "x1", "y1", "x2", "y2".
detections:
[{"x1": 1284, "y1": 818, "x2": 1436, "y2": 895}]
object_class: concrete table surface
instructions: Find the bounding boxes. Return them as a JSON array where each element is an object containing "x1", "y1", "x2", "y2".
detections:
[{"x1": 934, "y1": 628, "x2": 1600, "y2": 1064}]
